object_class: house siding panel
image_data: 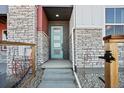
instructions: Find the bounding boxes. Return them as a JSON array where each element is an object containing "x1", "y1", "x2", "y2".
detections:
[{"x1": 75, "y1": 5, "x2": 104, "y2": 28}]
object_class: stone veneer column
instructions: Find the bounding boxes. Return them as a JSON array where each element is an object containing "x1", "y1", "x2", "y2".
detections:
[
  {"x1": 37, "y1": 31, "x2": 49, "y2": 65},
  {"x1": 7, "y1": 5, "x2": 37, "y2": 75}
]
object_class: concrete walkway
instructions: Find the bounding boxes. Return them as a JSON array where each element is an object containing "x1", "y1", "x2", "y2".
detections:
[{"x1": 38, "y1": 60, "x2": 77, "y2": 88}]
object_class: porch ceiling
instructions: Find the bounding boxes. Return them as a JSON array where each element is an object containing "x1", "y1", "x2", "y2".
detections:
[{"x1": 43, "y1": 6, "x2": 73, "y2": 21}]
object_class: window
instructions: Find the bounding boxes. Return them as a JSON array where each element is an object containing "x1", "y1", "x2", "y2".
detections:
[
  {"x1": 105, "y1": 8, "x2": 124, "y2": 35},
  {"x1": 116, "y1": 8, "x2": 121, "y2": 23},
  {"x1": 106, "y1": 25, "x2": 114, "y2": 35},
  {"x1": 106, "y1": 8, "x2": 124, "y2": 23},
  {"x1": 121, "y1": 8, "x2": 124, "y2": 23},
  {"x1": 106, "y1": 8, "x2": 114, "y2": 23},
  {"x1": 116, "y1": 8, "x2": 124, "y2": 23},
  {"x1": 115, "y1": 25, "x2": 124, "y2": 34},
  {"x1": 106, "y1": 25, "x2": 124, "y2": 35}
]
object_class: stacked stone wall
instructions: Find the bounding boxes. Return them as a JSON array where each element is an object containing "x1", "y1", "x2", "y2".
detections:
[
  {"x1": 37, "y1": 31, "x2": 49, "y2": 66},
  {"x1": 74, "y1": 28, "x2": 105, "y2": 87},
  {"x1": 7, "y1": 5, "x2": 36, "y2": 75},
  {"x1": 74, "y1": 28, "x2": 104, "y2": 68}
]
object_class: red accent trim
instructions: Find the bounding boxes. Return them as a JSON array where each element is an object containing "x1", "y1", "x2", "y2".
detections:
[
  {"x1": 37, "y1": 6, "x2": 48, "y2": 35},
  {"x1": 0, "y1": 23, "x2": 7, "y2": 40}
]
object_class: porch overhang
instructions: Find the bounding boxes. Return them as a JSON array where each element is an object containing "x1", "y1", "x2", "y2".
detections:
[{"x1": 43, "y1": 6, "x2": 73, "y2": 21}]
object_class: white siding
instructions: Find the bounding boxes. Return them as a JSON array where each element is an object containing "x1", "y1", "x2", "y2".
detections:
[
  {"x1": 75, "y1": 5, "x2": 104, "y2": 28},
  {"x1": 0, "y1": 5, "x2": 8, "y2": 14}
]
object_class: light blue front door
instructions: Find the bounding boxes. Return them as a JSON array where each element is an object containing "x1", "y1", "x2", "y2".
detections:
[{"x1": 51, "y1": 26, "x2": 63, "y2": 59}]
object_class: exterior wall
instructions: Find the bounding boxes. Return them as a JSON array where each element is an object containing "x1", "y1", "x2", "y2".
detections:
[
  {"x1": 37, "y1": 6, "x2": 48, "y2": 34},
  {"x1": 69, "y1": 6, "x2": 75, "y2": 35},
  {"x1": 37, "y1": 31, "x2": 49, "y2": 65},
  {"x1": 75, "y1": 5, "x2": 104, "y2": 28},
  {"x1": 69, "y1": 7, "x2": 75, "y2": 62},
  {"x1": 41, "y1": 7, "x2": 48, "y2": 34},
  {"x1": 74, "y1": 28, "x2": 104, "y2": 68},
  {"x1": 73, "y1": 27, "x2": 105, "y2": 88},
  {"x1": 69, "y1": 6, "x2": 105, "y2": 87},
  {"x1": 7, "y1": 5, "x2": 36, "y2": 43},
  {"x1": 49, "y1": 21, "x2": 69, "y2": 59},
  {"x1": 69, "y1": 35, "x2": 72, "y2": 62},
  {"x1": 37, "y1": 6, "x2": 49, "y2": 65},
  {"x1": 0, "y1": 5, "x2": 8, "y2": 14},
  {"x1": 69, "y1": 5, "x2": 105, "y2": 64},
  {"x1": 69, "y1": 5, "x2": 105, "y2": 67},
  {"x1": 7, "y1": 5, "x2": 37, "y2": 75}
]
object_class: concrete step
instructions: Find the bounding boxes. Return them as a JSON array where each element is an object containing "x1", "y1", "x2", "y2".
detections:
[
  {"x1": 38, "y1": 82, "x2": 76, "y2": 88},
  {"x1": 42, "y1": 75, "x2": 75, "y2": 81},
  {"x1": 42, "y1": 69, "x2": 74, "y2": 81},
  {"x1": 38, "y1": 68, "x2": 77, "y2": 88}
]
